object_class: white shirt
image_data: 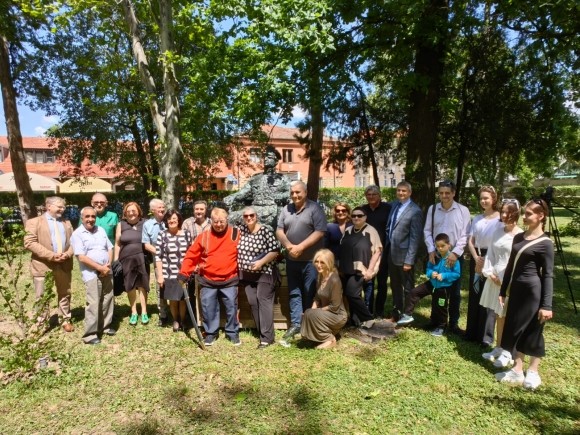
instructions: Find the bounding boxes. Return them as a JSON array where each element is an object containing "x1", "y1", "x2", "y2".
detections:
[{"x1": 424, "y1": 201, "x2": 471, "y2": 257}]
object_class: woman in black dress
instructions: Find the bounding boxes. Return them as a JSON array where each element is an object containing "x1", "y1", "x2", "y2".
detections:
[
  {"x1": 155, "y1": 209, "x2": 192, "y2": 332},
  {"x1": 495, "y1": 199, "x2": 554, "y2": 390},
  {"x1": 339, "y1": 206, "x2": 382, "y2": 328},
  {"x1": 114, "y1": 202, "x2": 150, "y2": 326}
]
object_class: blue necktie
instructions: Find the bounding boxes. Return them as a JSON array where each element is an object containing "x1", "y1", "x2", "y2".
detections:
[{"x1": 389, "y1": 202, "x2": 401, "y2": 240}]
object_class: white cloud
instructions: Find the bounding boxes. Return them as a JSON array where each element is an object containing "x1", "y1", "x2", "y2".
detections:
[
  {"x1": 34, "y1": 126, "x2": 47, "y2": 136},
  {"x1": 42, "y1": 115, "x2": 59, "y2": 125},
  {"x1": 292, "y1": 106, "x2": 307, "y2": 119}
]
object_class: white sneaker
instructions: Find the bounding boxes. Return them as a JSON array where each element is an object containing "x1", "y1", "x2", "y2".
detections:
[
  {"x1": 495, "y1": 369, "x2": 524, "y2": 384},
  {"x1": 397, "y1": 314, "x2": 414, "y2": 326},
  {"x1": 523, "y1": 370, "x2": 542, "y2": 390},
  {"x1": 431, "y1": 328, "x2": 444, "y2": 337},
  {"x1": 493, "y1": 350, "x2": 514, "y2": 368},
  {"x1": 482, "y1": 346, "x2": 503, "y2": 362}
]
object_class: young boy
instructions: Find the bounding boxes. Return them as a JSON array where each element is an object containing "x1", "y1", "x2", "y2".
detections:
[{"x1": 396, "y1": 233, "x2": 461, "y2": 336}]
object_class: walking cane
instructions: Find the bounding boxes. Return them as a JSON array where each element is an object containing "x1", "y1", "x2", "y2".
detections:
[{"x1": 182, "y1": 282, "x2": 206, "y2": 350}]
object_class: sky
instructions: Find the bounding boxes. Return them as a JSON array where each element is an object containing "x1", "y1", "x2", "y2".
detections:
[
  {"x1": 0, "y1": 104, "x2": 307, "y2": 138},
  {"x1": 0, "y1": 104, "x2": 59, "y2": 137}
]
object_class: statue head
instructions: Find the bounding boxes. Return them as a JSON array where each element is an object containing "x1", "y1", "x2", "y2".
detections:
[{"x1": 264, "y1": 146, "x2": 281, "y2": 171}]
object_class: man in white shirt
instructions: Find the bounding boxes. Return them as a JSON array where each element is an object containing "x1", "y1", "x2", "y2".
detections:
[{"x1": 423, "y1": 180, "x2": 471, "y2": 334}]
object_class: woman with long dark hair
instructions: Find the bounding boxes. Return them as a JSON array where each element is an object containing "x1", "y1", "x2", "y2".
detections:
[
  {"x1": 466, "y1": 185, "x2": 501, "y2": 345},
  {"x1": 495, "y1": 199, "x2": 554, "y2": 390}
]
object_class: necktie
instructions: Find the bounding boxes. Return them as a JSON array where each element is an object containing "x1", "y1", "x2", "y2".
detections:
[
  {"x1": 53, "y1": 219, "x2": 63, "y2": 253},
  {"x1": 389, "y1": 202, "x2": 401, "y2": 240}
]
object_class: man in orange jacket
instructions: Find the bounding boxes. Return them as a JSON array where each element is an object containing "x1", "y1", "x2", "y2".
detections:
[{"x1": 178, "y1": 206, "x2": 241, "y2": 346}]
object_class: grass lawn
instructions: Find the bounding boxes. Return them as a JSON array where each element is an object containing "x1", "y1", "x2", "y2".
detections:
[{"x1": 1, "y1": 209, "x2": 579, "y2": 434}]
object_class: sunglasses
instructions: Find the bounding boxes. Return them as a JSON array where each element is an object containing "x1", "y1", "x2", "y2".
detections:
[
  {"x1": 480, "y1": 185, "x2": 496, "y2": 193},
  {"x1": 351, "y1": 213, "x2": 365, "y2": 218},
  {"x1": 335, "y1": 209, "x2": 347, "y2": 213},
  {"x1": 92, "y1": 201, "x2": 106, "y2": 205},
  {"x1": 243, "y1": 213, "x2": 256, "y2": 218},
  {"x1": 502, "y1": 198, "x2": 520, "y2": 209},
  {"x1": 439, "y1": 180, "x2": 456, "y2": 189}
]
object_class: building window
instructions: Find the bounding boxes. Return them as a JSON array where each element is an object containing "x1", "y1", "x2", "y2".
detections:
[
  {"x1": 282, "y1": 149, "x2": 293, "y2": 163},
  {"x1": 391, "y1": 178, "x2": 396, "y2": 187},
  {"x1": 249, "y1": 148, "x2": 261, "y2": 163},
  {"x1": 338, "y1": 162, "x2": 345, "y2": 173}
]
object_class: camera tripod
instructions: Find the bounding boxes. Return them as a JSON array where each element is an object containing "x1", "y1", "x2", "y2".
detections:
[{"x1": 541, "y1": 186, "x2": 578, "y2": 314}]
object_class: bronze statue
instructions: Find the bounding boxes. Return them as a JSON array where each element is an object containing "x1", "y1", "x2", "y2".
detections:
[{"x1": 224, "y1": 146, "x2": 291, "y2": 229}]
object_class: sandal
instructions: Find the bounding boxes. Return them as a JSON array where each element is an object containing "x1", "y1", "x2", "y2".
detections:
[
  {"x1": 141, "y1": 313, "x2": 150, "y2": 325},
  {"x1": 129, "y1": 314, "x2": 138, "y2": 326}
]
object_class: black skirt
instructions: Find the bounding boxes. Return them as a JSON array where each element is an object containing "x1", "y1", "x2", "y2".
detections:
[{"x1": 162, "y1": 278, "x2": 185, "y2": 301}]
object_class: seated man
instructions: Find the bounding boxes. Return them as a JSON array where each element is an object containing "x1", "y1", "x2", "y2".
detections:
[
  {"x1": 70, "y1": 207, "x2": 115, "y2": 345},
  {"x1": 178, "y1": 207, "x2": 241, "y2": 346}
]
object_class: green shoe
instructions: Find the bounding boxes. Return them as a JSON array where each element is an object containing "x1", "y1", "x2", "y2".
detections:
[
  {"x1": 141, "y1": 313, "x2": 150, "y2": 325},
  {"x1": 129, "y1": 314, "x2": 138, "y2": 326}
]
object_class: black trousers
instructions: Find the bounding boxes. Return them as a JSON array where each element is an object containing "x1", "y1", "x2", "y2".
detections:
[
  {"x1": 388, "y1": 254, "x2": 416, "y2": 319},
  {"x1": 242, "y1": 272, "x2": 276, "y2": 344},
  {"x1": 465, "y1": 254, "x2": 496, "y2": 344},
  {"x1": 342, "y1": 274, "x2": 374, "y2": 326},
  {"x1": 404, "y1": 281, "x2": 450, "y2": 329}
]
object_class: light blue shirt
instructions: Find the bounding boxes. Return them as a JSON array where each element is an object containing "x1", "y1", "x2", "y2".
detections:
[
  {"x1": 142, "y1": 218, "x2": 166, "y2": 261},
  {"x1": 71, "y1": 225, "x2": 112, "y2": 282},
  {"x1": 45, "y1": 213, "x2": 66, "y2": 253}
]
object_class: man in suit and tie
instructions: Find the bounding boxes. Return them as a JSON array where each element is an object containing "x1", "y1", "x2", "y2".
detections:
[
  {"x1": 385, "y1": 181, "x2": 423, "y2": 322},
  {"x1": 24, "y1": 196, "x2": 75, "y2": 332}
]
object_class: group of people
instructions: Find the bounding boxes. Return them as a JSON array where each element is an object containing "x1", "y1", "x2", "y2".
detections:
[{"x1": 23, "y1": 178, "x2": 554, "y2": 389}]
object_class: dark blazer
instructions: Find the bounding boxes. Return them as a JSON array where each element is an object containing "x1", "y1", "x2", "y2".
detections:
[
  {"x1": 24, "y1": 215, "x2": 74, "y2": 276},
  {"x1": 385, "y1": 200, "x2": 423, "y2": 266}
]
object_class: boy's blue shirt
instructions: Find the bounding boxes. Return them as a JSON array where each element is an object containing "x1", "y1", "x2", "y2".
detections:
[{"x1": 425, "y1": 253, "x2": 461, "y2": 289}]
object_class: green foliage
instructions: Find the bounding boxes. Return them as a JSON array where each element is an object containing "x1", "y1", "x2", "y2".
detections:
[
  {"x1": 560, "y1": 214, "x2": 580, "y2": 237},
  {"x1": 0, "y1": 221, "x2": 56, "y2": 375}
]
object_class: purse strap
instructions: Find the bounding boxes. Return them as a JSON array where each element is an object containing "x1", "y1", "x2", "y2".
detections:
[{"x1": 505, "y1": 235, "x2": 549, "y2": 296}]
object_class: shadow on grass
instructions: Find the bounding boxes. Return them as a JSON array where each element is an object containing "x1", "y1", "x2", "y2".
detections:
[
  {"x1": 486, "y1": 389, "x2": 580, "y2": 433},
  {"x1": 158, "y1": 381, "x2": 323, "y2": 433},
  {"x1": 116, "y1": 416, "x2": 161, "y2": 435}
]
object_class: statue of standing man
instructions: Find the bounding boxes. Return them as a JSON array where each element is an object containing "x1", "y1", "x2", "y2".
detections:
[{"x1": 224, "y1": 146, "x2": 291, "y2": 229}]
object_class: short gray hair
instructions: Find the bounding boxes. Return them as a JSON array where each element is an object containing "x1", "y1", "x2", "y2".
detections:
[
  {"x1": 149, "y1": 198, "x2": 165, "y2": 210},
  {"x1": 80, "y1": 206, "x2": 96, "y2": 216},
  {"x1": 397, "y1": 181, "x2": 412, "y2": 191},
  {"x1": 45, "y1": 196, "x2": 65, "y2": 206},
  {"x1": 290, "y1": 180, "x2": 307, "y2": 191},
  {"x1": 364, "y1": 185, "x2": 380, "y2": 195}
]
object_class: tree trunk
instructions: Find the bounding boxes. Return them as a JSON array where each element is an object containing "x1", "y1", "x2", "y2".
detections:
[
  {"x1": 306, "y1": 60, "x2": 324, "y2": 201},
  {"x1": 0, "y1": 35, "x2": 35, "y2": 224},
  {"x1": 158, "y1": 0, "x2": 182, "y2": 209},
  {"x1": 405, "y1": 0, "x2": 449, "y2": 213},
  {"x1": 357, "y1": 88, "x2": 380, "y2": 186}
]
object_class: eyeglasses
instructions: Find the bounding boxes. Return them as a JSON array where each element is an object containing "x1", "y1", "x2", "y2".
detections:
[
  {"x1": 351, "y1": 214, "x2": 365, "y2": 218},
  {"x1": 335, "y1": 209, "x2": 347, "y2": 214},
  {"x1": 92, "y1": 201, "x2": 106, "y2": 205},
  {"x1": 84, "y1": 215, "x2": 96, "y2": 218},
  {"x1": 212, "y1": 220, "x2": 227, "y2": 224},
  {"x1": 243, "y1": 213, "x2": 256, "y2": 218}
]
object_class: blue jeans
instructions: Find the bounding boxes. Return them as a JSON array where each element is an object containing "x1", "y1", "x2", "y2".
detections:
[
  {"x1": 200, "y1": 286, "x2": 238, "y2": 339},
  {"x1": 286, "y1": 260, "x2": 318, "y2": 326}
]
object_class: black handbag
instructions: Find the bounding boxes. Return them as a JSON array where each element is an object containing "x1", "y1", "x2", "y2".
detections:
[{"x1": 112, "y1": 260, "x2": 125, "y2": 296}]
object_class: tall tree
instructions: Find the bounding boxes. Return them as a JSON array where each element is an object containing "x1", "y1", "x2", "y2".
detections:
[{"x1": 0, "y1": 2, "x2": 54, "y2": 223}]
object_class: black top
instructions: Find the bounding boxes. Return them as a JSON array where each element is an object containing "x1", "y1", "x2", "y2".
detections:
[{"x1": 361, "y1": 202, "x2": 391, "y2": 245}]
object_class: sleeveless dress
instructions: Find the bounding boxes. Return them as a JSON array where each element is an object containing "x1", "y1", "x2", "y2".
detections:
[
  {"x1": 480, "y1": 225, "x2": 523, "y2": 316},
  {"x1": 118, "y1": 219, "x2": 150, "y2": 292}
]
